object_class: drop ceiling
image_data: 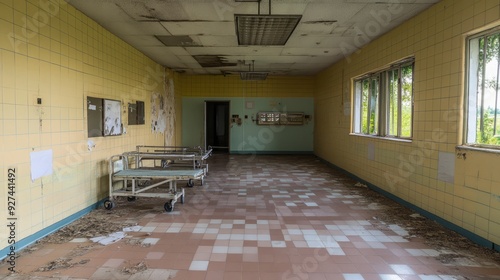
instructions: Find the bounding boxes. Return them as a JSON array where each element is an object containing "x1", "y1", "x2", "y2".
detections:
[{"x1": 66, "y1": 0, "x2": 439, "y2": 76}]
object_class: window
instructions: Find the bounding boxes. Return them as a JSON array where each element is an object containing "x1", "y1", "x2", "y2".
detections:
[
  {"x1": 353, "y1": 59, "x2": 414, "y2": 139},
  {"x1": 466, "y1": 28, "x2": 500, "y2": 147}
]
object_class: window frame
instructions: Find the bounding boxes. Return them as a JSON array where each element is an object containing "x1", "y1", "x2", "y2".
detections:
[
  {"x1": 352, "y1": 58, "x2": 415, "y2": 140},
  {"x1": 464, "y1": 26, "x2": 500, "y2": 149}
]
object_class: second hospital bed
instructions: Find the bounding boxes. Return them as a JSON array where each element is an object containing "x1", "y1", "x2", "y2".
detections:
[
  {"x1": 129, "y1": 145, "x2": 212, "y2": 186},
  {"x1": 106, "y1": 154, "x2": 205, "y2": 212}
]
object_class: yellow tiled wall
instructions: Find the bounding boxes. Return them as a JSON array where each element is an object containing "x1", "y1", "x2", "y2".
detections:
[
  {"x1": 0, "y1": 0, "x2": 176, "y2": 250},
  {"x1": 315, "y1": 0, "x2": 500, "y2": 245},
  {"x1": 180, "y1": 75, "x2": 315, "y2": 98},
  {"x1": 174, "y1": 73, "x2": 183, "y2": 146}
]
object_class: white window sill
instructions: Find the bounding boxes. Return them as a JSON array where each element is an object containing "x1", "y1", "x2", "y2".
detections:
[
  {"x1": 456, "y1": 145, "x2": 500, "y2": 154},
  {"x1": 349, "y1": 133, "x2": 412, "y2": 143}
]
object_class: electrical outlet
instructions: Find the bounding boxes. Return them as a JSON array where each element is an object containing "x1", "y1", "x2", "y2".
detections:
[{"x1": 32, "y1": 96, "x2": 42, "y2": 105}]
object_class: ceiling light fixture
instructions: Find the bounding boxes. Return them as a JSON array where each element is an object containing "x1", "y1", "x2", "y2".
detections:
[
  {"x1": 240, "y1": 60, "x2": 268, "y2": 81},
  {"x1": 234, "y1": 0, "x2": 301, "y2": 46}
]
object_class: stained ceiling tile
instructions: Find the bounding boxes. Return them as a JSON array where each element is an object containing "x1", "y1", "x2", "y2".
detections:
[
  {"x1": 122, "y1": 35, "x2": 165, "y2": 47},
  {"x1": 67, "y1": 0, "x2": 440, "y2": 75},
  {"x1": 296, "y1": 20, "x2": 338, "y2": 35},
  {"x1": 160, "y1": 21, "x2": 235, "y2": 36},
  {"x1": 185, "y1": 47, "x2": 283, "y2": 56},
  {"x1": 193, "y1": 55, "x2": 238, "y2": 67},
  {"x1": 282, "y1": 48, "x2": 342, "y2": 56},
  {"x1": 155, "y1": 35, "x2": 201, "y2": 47},
  {"x1": 198, "y1": 36, "x2": 238, "y2": 47}
]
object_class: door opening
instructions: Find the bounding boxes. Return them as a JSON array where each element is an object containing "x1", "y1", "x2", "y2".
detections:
[{"x1": 205, "y1": 101, "x2": 230, "y2": 153}]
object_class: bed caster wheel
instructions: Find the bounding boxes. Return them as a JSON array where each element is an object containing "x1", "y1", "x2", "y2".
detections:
[
  {"x1": 164, "y1": 200, "x2": 173, "y2": 212},
  {"x1": 127, "y1": 196, "x2": 136, "y2": 202},
  {"x1": 187, "y1": 179, "x2": 194, "y2": 188},
  {"x1": 180, "y1": 195, "x2": 185, "y2": 204},
  {"x1": 104, "y1": 199, "x2": 114, "y2": 210}
]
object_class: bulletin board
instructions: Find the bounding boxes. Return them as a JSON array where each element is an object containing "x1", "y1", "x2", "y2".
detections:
[
  {"x1": 103, "y1": 99, "x2": 122, "y2": 136},
  {"x1": 87, "y1": 97, "x2": 103, "y2": 137},
  {"x1": 128, "y1": 100, "x2": 145, "y2": 125}
]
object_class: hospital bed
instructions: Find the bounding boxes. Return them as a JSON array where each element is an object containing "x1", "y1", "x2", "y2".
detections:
[
  {"x1": 128, "y1": 145, "x2": 212, "y2": 186},
  {"x1": 105, "y1": 153, "x2": 205, "y2": 212}
]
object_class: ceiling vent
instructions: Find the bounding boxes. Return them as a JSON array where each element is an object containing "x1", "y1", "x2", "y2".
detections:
[
  {"x1": 240, "y1": 72, "x2": 268, "y2": 80},
  {"x1": 234, "y1": 0, "x2": 301, "y2": 46}
]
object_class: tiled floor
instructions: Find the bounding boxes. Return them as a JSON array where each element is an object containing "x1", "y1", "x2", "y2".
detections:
[{"x1": 1, "y1": 154, "x2": 500, "y2": 279}]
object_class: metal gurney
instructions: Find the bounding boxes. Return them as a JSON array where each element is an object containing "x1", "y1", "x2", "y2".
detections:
[
  {"x1": 130, "y1": 145, "x2": 212, "y2": 186},
  {"x1": 106, "y1": 154, "x2": 205, "y2": 212}
]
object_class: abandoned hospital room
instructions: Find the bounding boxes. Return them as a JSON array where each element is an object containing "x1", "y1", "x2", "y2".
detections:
[{"x1": 2, "y1": 0, "x2": 500, "y2": 279}]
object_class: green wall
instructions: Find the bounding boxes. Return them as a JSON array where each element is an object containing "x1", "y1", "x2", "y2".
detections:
[{"x1": 182, "y1": 97, "x2": 314, "y2": 153}]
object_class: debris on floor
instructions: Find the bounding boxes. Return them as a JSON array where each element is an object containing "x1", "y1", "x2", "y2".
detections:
[
  {"x1": 2, "y1": 156, "x2": 499, "y2": 279},
  {"x1": 350, "y1": 182, "x2": 500, "y2": 265},
  {"x1": 37, "y1": 205, "x2": 138, "y2": 245},
  {"x1": 123, "y1": 225, "x2": 143, "y2": 232},
  {"x1": 90, "y1": 231, "x2": 126, "y2": 245},
  {"x1": 121, "y1": 261, "x2": 148, "y2": 274},
  {"x1": 36, "y1": 258, "x2": 89, "y2": 272},
  {"x1": 124, "y1": 237, "x2": 152, "y2": 247},
  {"x1": 354, "y1": 182, "x2": 368, "y2": 188}
]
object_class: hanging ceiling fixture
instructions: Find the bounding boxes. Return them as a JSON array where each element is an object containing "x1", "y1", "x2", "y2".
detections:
[
  {"x1": 234, "y1": 0, "x2": 302, "y2": 46},
  {"x1": 240, "y1": 60, "x2": 268, "y2": 80}
]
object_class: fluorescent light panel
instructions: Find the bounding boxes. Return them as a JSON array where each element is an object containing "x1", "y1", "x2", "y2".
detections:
[
  {"x1": 235, "y1": 14, "x2": 302, "y2": 46},
  {"x1": 240, "y1": 72, "x2": 268, "y2": 80}
]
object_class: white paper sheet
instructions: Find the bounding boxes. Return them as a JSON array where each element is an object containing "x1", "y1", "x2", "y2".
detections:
[
  {"x1": 438, "y1": 151, "x2": 455, "y2": 183},
  {"x1": 123, "y1": 225, "x2": 143, "y2": 232},
  {"x1": 367, "y1": 142, "x2": 375, "y2": 160},
  {"x1": 30, "y1": 149, "x2": 53, "y2": 181},
  {"x1": 90, "y1": 232, "x2": 126, "y2": 245}
]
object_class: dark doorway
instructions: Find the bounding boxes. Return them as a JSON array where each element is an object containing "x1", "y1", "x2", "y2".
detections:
[{"x1": 205, "y1": 101, "x2": 230, "y2": 153}]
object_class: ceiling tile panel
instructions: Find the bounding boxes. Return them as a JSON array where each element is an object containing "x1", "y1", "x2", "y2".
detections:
[
  {"x1": 115, "y1": 0, "x2": 189, "y2": 21},
  {"x1": 295, "y1": 21, "x2": 338, "y2": 35},
  {"x1": 198, "y1": 36, "x2": 239, "y2": 47},
  {"x1": 67, "y1": 0, "x2": 439, "y2": 75},
  {"x1": 96, "y1": 21, "x2": 169, "y2": 37},
  {"x1": 185, "y1": 46, "x2": 283, "y2": 56},
  {"x1": 182, "y1": 2, "x2": 236, "y2": 21},
  {"x1": 160, "y1": 21, "x2": 235, "y2": 36},
  {"x1": 166, "y1": 47, "x2": 192, "y2": 56},
  {"x1": 301, "y1": 2, "x2": 365, "y2": 24},
  {"x1": 286, "y1": 35, "x2": 330, "y2": 48},
  {"x1": 282, "y1": 48, "x2": 342, "y2": 56},
  {"x1": 121, "y1": 35, "x2": 165, "y2": 47}
]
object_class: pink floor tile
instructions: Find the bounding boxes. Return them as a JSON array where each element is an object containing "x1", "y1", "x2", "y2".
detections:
[{"x1": 1, "y1": 154, "x2": 498, "y2": 280}]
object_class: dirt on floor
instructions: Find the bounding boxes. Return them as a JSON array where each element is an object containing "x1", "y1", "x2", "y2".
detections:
[
  {"x1": 3, "y1": 180, "x2": 500, "y2": 274},
  {"x1": 121, "y1": 261, "x2": 148, "y2": 275},
  {"x1": 1, "y1": 197, "x2": 164, "y2": 275},
  {"x1": 36, "y1": 197, "x2": 164, "y2": 245},
  {"x1": 350, "y1": 181, "x2": 500, "y2": 266}
]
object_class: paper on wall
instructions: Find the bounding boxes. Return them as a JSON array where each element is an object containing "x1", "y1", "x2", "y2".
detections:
[
  {"x1": 30, "y1": 149, "x2": 53, "y2": 182},
  {"x1": 438, "y1": 151, "x2": 455, "y2": 184}
]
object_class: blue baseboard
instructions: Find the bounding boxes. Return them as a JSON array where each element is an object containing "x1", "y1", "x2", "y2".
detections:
[
  {"x1": 1, "y1": 198, "x2": 106, "y2": 261},
  {"x1": 316, "y1": 156, "x2": 500, "y2": 253}
]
